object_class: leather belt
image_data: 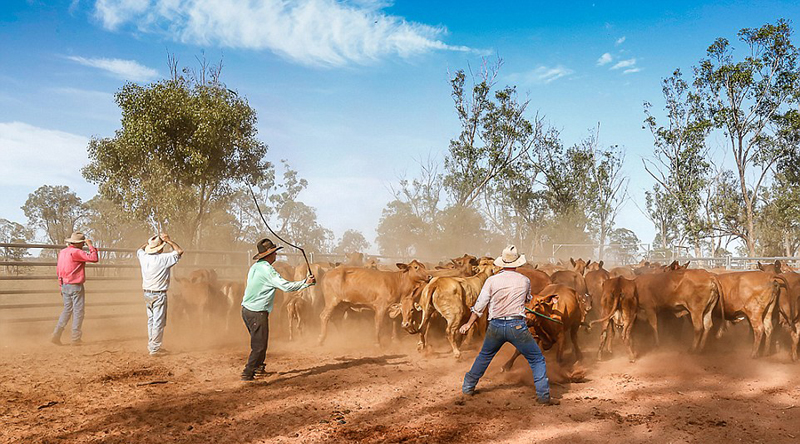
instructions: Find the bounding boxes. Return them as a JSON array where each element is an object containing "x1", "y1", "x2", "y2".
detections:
[{"x1": 494, "y1": 316, "x2": 524, "y2": 320}]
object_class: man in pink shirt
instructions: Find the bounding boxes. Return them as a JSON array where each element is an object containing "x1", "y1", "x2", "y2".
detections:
[{"x1": 51, "y1": 231, "x2": 99, "y2": 345}]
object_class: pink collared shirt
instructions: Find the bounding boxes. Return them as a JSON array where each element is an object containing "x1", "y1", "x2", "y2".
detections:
[
  {"x1": 471, "y1": 269, "x2": 532, "y2": 320},
  {"x1": 57, "y1": 245, "x2": 99, "y2": 285}
]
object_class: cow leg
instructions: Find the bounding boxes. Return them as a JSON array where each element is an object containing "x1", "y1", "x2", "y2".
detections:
[
  {"x1": 287, "y1": 302, "x2": 295, "y2": 342},
  {"x1": 500, "y1": 350, "x2": 521, "y2": 372},
  {"x1": 417, "y1": 321, "x2": 431, "y2": 353},
  {"x1": 318, "y1": 303, "x2": 337, "y2": 345},
  {"x1": 570, "y1": 325, "x2": 583, "y2": 362},
  {"x1": 763, "y1": 303, "x2": 777, "y2": 356},
  {"x1": 597, "y1": 321, "x2": 609, "y2": 361},
  {"x1": 642, "y1": 308, "x2": 660, "y2": 347},
  {"x1": 696, "y1": 301, "x2": 716, "y2": 352},
  {"x1": 749, "y1": 317, "x2": 765, "y2": 358},
  {"x1": 556, "y1": 334, "x2": 567, "y2": 364},
  {"x1": 445, "y1": 318, "x2": 462, "y2": 359},
  {"x1": 373, "y1": 306, "x2": 387, "y2": 348},
  {"x1": 790, "y1": 322, "x2": 799, "y2": 361}
]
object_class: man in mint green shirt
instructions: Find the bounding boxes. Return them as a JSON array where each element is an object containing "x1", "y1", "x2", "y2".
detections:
[{"x1": 241, "y1": 238, "x2": 314, "y2": 381}]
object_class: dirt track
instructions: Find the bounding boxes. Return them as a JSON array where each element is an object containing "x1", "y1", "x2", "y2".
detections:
[{"x1": 2, "y1": 317, "x2": 800, "y2": 444}]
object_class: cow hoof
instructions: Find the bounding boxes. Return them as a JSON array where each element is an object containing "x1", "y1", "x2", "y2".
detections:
[{"x1": 454, "y1": 352, "x2": 461, "y2": 360}]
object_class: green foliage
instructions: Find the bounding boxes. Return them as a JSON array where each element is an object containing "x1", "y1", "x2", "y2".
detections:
[
  {"x1": 643, "y1": 69, "x2": 712, "y2": 249},
  {"x1": 694, "y1": 19, "x2": 800, "y2": 255},
  {"x1": 83, "y1": 196, "x2": 151, "y2": 248},
  {"x1": 376, "y1": 200, "x2": 426, "y2": 257},
  {"x1": 0, "y1": 218, "x2": 32, "y2": 261},
  {"x1": 82, "y1": 63, "x2": 273, "y2": 247},
  {"x1": 757, "y1": 173, "x2": 800, "y2": 256},
  {"x1": 21, "y1": 185, "x2": 85, "y2": 244},
  {"x1": 334, "y1": 230, "x2": 370, "y2": 255},
  {"x1": 645, "y1": 184, "x2": 679, "y2": 250},
  {"x1": 608, "y1": 228, "x2": 641, "y2": 264}
]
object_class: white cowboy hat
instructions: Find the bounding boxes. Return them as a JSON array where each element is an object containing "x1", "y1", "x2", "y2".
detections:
[
  {"x1": 494, "y1": 245, "x2": 527, "y2": 268},
  {"x1": 144, "y1": 235, "x2": 166, "y2": 254},
  {"x1": 65, "y1": 231, "x2": 86, "y2": 244}
]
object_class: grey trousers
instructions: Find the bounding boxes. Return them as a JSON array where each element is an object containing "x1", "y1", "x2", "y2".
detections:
[{"x1": 53, "y1": 284, "x2": 85, "y2": 342}]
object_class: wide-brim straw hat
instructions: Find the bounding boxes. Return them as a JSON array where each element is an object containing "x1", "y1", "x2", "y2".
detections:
[
  {"x1": 65, "y1": 231, "x2": 86, "y2": 244},
  {"x1": 494, "y1": 245, "x2": 527, "y2": 268},
  {"x1": 252, "y1": 238, "x2": 283, "y2": 260},
  {"x1": 144, "y1": 235, "x2": 166, "y2": 254}
]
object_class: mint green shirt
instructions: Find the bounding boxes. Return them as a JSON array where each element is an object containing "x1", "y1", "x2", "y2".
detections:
[{"x1": 241, "y1": 261, "x2": 310, "y2": 312}]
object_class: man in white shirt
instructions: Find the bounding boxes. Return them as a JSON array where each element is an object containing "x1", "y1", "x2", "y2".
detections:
[
  {"x1": 136, "y1": 233, "x2": 183, "y2": 356},
  {"x1": 459, "y1": 245, "x2": 557, "y2": 405}
]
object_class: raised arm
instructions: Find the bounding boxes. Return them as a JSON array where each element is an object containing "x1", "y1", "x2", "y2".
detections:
[
  {"x1": 75, "y1": 238, "x2": 99, "y2": 263},
  {"x1": 160, "y1": 233, "x2": 184, "y2": 257}
]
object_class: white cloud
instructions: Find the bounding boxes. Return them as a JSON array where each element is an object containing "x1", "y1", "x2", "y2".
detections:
[
  {"x1": 611, "y1": 58, "x2": 637, "y2": 70},
  {"x1": 509, "y1": 65, "x2": 574, "y2": 85},
  {"x1": 0, "y1": 122, "x2": 90, "y2": 189},
  {"x1": 91, "y1": 0, "x2": 475, "y2": 67},
  {"x1": 615, "y1": 36, "x2": 626, "y2": 45},
  {"x1": 0, "y1": 122, "x2": 98, "y2": 223},
  {"x1": 596, "y1": 52, "x2": 612, "y2": 66},
  {"x1": 66, "y1": 56, "x2": 158, "y2": 82},
  {"x1": 623, "y1": 67, "x2": 642, "y2": 74}
]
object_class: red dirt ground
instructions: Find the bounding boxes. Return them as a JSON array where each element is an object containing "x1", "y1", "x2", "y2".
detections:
[{"x1": 1, "y1": 314, "x2": 799, "y2": 443}]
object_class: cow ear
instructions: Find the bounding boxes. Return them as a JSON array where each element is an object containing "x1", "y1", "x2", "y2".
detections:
[
  {"x1": 682, "y1": 262, "x2": 690, "y2": 269},
  {"x1": 388, "y1": 303, "x2": 401, "y2": 319},
  {"x1": 414, "y1": 302, "x2": 422, "y2": 311},
  {"x1": 543, "y1": 294, "x2": 559, "y2": 306},
  {"x1": 599, "y1": 260, "x2": 604, "y2": 268},
  {"x1": 586, "y1": 259, "x2": 592, "y2": 266},
  {"x1": 396, "y1": 263, "x2": 409, "y2": 271},
  {"x1": 570, "y1": 258, "x2": 576, "y2": 266},
  {"x1": 470, "y1": 257, "x2": 479, "y2": 266},
  {"x1": 775, "y1": 260, "x2": 782, "y2": 268}
]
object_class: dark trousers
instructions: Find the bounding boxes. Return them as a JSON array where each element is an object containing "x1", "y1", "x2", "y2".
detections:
[{"x1": 242, "y1": 307, "x2": 270, "y2": 376}]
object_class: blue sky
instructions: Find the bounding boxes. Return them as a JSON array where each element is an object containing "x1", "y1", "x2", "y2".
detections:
[{"x1": 1, "y1": 0, "x2": 799, "y2": 251}]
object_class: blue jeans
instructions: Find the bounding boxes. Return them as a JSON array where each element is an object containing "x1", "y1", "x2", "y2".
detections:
[
  {"x1": 463, "y1": 318, "x2": 550, "y2": 401},
  {"x1": 144, "y1": 291, "x2": 168, "y2": 354},
  {"x1": 54, "y1": 284, "x2": 85, "y2": 342}
]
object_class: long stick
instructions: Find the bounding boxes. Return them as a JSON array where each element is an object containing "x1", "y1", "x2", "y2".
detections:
[{"x1": 247, "y1": 185, "x2": 313, "y2": 276}]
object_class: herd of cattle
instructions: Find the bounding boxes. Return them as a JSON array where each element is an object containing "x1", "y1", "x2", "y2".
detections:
[{"x1": 171, "y1": 253, "x2": 800, "y2": 365}]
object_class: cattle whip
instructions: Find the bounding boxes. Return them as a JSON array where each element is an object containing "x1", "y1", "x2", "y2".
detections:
[{"x1": 247, "y1": 184, "x2": 313, "y2": 278}]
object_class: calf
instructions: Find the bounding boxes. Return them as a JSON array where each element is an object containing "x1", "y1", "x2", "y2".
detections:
[
  {"x1": 590, "y1": 277, "x2": 638, "y2": 362},
  {"x1": 319, "y1": 260, "x2": 430, "y2": 346},
  {"x1": 174, "y1": 269, "x2": 228, "y2": 329},
  {"x1": 550, "y1": 270, "x2": 591, "y2": 319},
  {"x1": 634, "y1": 268, "x2": 722, "y2": 353},
  {"x1": 412, "y1": 258, "x2": 497, "y2": 358},
  {"x1": 501, "y1": 284, "x2": 584, "y2": 370}
]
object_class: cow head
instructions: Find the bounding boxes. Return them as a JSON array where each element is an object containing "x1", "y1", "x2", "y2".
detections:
[
  {"x1": 391, "y1": 285, "x2": 425, "y2": 334},
  {"x1": 364, "y1": 258, "x2": 379, "y2": 270},
  {"x1": 757, "y1": 260, "x2": 782, "y2": 274},
  {"x1": 396, "y1": 260, "x2": 431, "y2": 285},
  {"x1": 345, "y1": 252, "x2": 364, "y2": 267},
  {"x1": 524, "y1": 294, "x2": 562, "y2": 351},
  {"x1": 570, "y1": 258, "x2": 589, "y2": 275},
  {"x1": 448, "y1": 254, "x2": 478, "y2": 276},
  {"x1": 586, "y1": 260, "x2": 604, "y2": 272},
  {"x1": 476, "y1": 257, "x2": 500, "y2": 276}
]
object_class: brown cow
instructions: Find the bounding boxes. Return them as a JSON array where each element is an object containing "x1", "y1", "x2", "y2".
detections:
[
  {"x1": 585, "y1": 265, "x2": 611, "y2": 317},
  {"x1": 219, "y1": 280, "x2": 245, "y2": 332},
  {"x1": 758, "y1": 261, "x2": 800, "y2": 361},
  {"x1": 590, "y1": 277, "x2": 638, "y2": 362},
  {"x1": 501, "y1": 284, "x2": 584, "y2": 370},
  {"x1": 318, "y1": 260, "x2": 430, "y2": 346},
  {"x1": 634, "y1": 267, "x2": 721, "y2": 352},
  {"x1": 534, "y1": 263, "x2": 564, "y2": 276},
  {"x1": 285, "y1": 263, "x2": 330, "y2": 341},
  {"x1": 609, "y1": 266, "x2": 635, "y2": 279},
  {"x1": 411, "y1": 258, "x2": 497, "y2": 358},
  {"x1": 716, "y1": 269, "x2": 786, "y2": 357},
  {"x1": 550, "y1": 270, "x2": 591, "y2": 317},
  {"x1": 344, "y1": 252, "x2": 364, "y2": 267},
  {"x1": 174, "y1": 269, "x2": 229, "y2": 328},
  {"x1": 569, "y1": 257, "x2": 590, "y2": 275},
  {"x1": 430, "y1": 254, "x2": 478, "y2": 278}
]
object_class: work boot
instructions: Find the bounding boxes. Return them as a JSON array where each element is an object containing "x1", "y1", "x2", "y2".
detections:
[
  {"x1": 71, "y1": 339, "x2": 83, "y2": 346},
  {"x1": 241, "y1": 373, "x2": 255, "y2": 381},
  {"x1": 50, "y1": 335, "x2": 62, "y2": 346},
  {"x1": 537, "y1": 397, "x2": 560, "y2": 406},
  {"x1": 255, "y1": 365, "x2": 268, "y2": 376}
]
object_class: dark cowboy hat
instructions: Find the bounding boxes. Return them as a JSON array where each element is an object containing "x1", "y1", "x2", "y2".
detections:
[{"x1": 252, "y1": 238, "x2": 283, "y2": 260}]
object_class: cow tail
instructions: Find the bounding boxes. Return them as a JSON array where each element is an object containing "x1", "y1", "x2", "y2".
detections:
[
  {"x1": 712, "y1": 275, "x2": 726, "y2": 334},
  {"x1": 418, "y1": 280, "x2": 437, "y2": 332},
  {"x1": 589, "y1": 279, "x2": 620, "y2": 327},
  {"x1": 773, "y1": 275, "x2": 791, "y2": 324}
]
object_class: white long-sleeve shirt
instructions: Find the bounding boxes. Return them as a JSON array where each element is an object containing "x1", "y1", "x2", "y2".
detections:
[{"x1": 471, "y1": 270, "x2": 532, "y2": 320}]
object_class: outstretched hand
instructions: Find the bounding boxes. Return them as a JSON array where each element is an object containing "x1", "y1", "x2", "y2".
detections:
[{"x1": 458, "y1": 322, "x2": 472, "y2": 335}]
